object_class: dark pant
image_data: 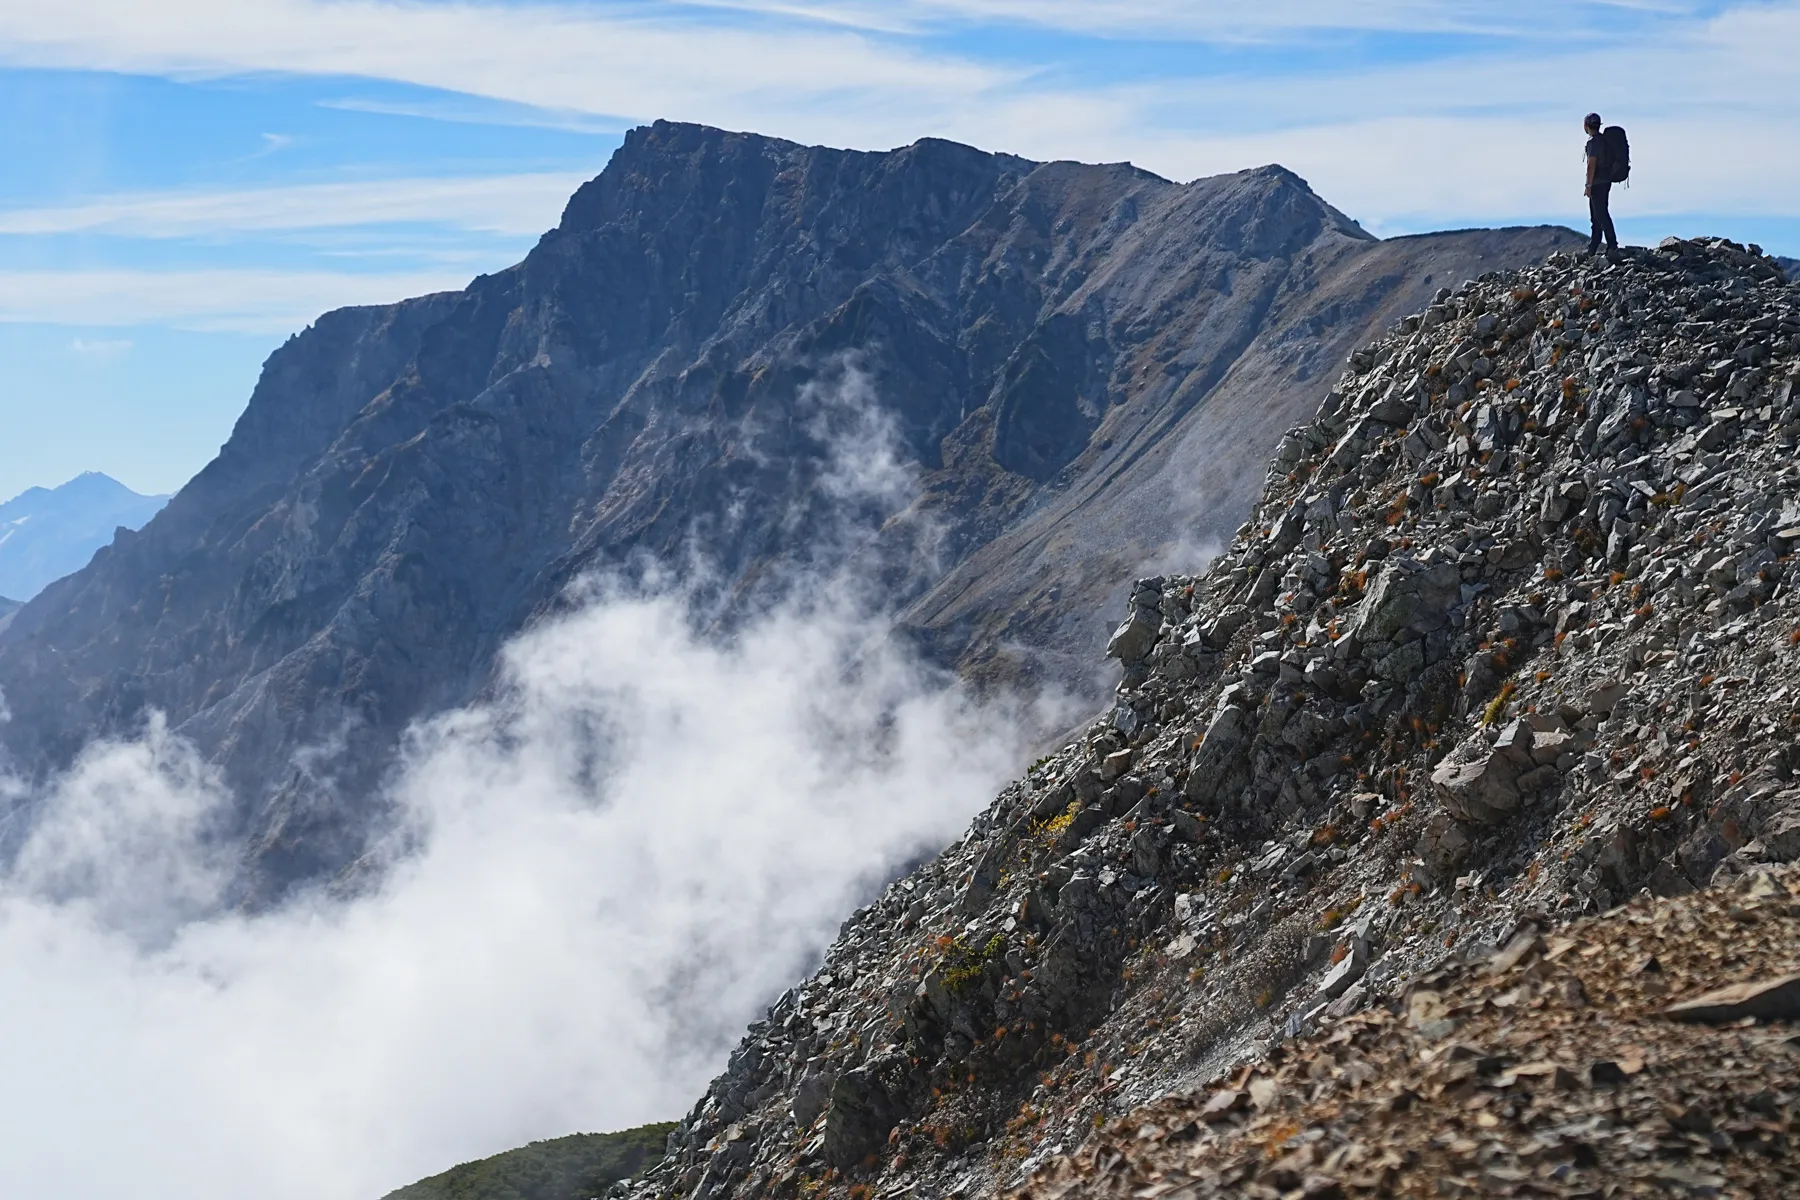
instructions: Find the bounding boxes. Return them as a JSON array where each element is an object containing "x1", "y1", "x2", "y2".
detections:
[{"x1": 1589, "y1": 181, "x2": 1617, "y2": 252}]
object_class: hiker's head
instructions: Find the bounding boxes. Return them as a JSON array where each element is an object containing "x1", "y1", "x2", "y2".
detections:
[{"x1": 1584, "y1": 113, "x2": 1602, "y2": 135}]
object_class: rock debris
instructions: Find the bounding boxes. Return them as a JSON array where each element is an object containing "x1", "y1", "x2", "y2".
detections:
[
  {"x1": 627, "y1": 237, "x2": 1800, "y2": 1200},
  {"x1": 1019, "y1": 869, "x2": 1800, "y2": 1199}
]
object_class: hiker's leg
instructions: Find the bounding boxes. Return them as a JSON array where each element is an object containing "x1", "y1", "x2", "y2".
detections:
[
  {"x1": 1588, "y1": 189, "x2": 1606, "y2": 253},
  {"x1": 1597, "y1": 184, "x2": 1618, "y2": 251}
]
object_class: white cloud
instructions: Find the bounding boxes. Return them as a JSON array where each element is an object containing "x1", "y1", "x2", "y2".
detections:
[
  {"x1": 0, "y1": 172, "x2": 592, "y2": 238},
  {"x1": 683, "y1": 0, "x2": 1716, "y2": 40},
  {"x1": 0, "y1": 267, "x2": 471, "y2": 333},
  {"x1": 1108, "y1": 115, "x2": 1800, "y2": 234},
  {"x1": 1, "y1": 0, "x2": 1792, "y2": 240},
  {"x1": 0, "y1": 376, "x2": 1066, "y2": 1200},
  {"x1": 68, "y1": 336, "x2": 133, "y2": 358},
  {"x1": 318, "y1": 94, "x2": 626, "y2": 134},
  {"x1": 0, "y1": 0, "x2": 1009, "y2": 142},
  {"x1": 0, "y1": 572, "x2": 1044, "y2": 1200}
]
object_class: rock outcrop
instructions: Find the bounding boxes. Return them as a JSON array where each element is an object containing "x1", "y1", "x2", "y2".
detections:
[
  {"x1": 626, "y1": 237, "x2": 1800, "y2": 1200},
  {"x1": 0, "y1": 122, "x2": 1574, "y2": 889}
]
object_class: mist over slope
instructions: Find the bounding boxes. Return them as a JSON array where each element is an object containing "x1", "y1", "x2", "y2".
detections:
[
  {"x1": 0, "y1": 471, "x2": 167, "y2": 602},
  {"x1": 0, "y1": 122, "x2": 1577, "y2": 891},
  {"x1": 0, "y1": 563, "x2": 1044, "y2": 1200}
]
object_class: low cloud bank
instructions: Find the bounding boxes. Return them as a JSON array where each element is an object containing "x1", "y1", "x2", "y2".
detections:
[{"x1": 0, "y1": 572, "x2": 1049, "y2": 1199}]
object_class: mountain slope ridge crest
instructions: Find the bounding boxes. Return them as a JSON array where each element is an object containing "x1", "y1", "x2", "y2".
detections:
[{"x1": 0, "y1": 121, "x2": 1576, "y2": 896}]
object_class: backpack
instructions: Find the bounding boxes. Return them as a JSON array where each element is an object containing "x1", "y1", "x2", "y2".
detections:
[{"x1": 1603, "y1": 125, "x2": 1630, "y2": 183}]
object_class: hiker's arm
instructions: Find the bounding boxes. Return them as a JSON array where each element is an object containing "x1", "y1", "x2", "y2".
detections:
[{"x1": 1585, "y1": 150, "x2": 1597, "y2": 195}]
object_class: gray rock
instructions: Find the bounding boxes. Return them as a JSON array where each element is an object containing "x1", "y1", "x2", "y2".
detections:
[
  {"x1": 1430, "y1": 722, "x2": 1536, "y2": 824},
  {"x1": 1106, "y1": 608, "x2": 1161, "y2": 663},
  {"x1": 1760, "y1": 809, "x2": 1800, "y2": 860},
  {"x1": 1100, "y1": 748, "x2": 1135, "y2": 781},
  {"x1": 1350, "y1": 557, "x2": 1462, "y2": 643},
  {"x1": 1185, "y1": 704, "x2": 1249, "y2": 804},
  {"x1": 1203, "y1": 604, "x2": 1253, "y2": 648},
  {"x1": 1418, "y1": 809, "x2": 1474, "y2": 875},
  {"x1": 1318, "y1": 940, "x2": 1369, "y2": 999},
  {"x1": 822, "y1": 1056, "x2": 906, "y2": 1168},
  {"x1": 790, "y1": 1065, "x2": 836, "y2": 1130}
]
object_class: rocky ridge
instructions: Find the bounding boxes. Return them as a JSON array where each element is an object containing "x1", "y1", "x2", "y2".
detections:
[{"x1": 628, "y1": 236, "x2": 1800, "y2": 1200}]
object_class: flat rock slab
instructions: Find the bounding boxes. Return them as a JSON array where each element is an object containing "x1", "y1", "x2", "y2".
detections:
[{"x1": 1665, "y1": 972, "x2": 1800, "y2": 1023}]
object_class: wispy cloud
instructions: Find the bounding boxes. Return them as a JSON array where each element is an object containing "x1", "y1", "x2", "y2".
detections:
[
  {"x1": 247, "y1": 131, "x2": 295, "y2": 158},
  {"x1": 0, "y1": 268, "x2": 471, "y2": 332},
  {"x1": 0, "y1": 0, "x2": 1010, "y2": 141},
  {"x1": 68, "y1": 337, "x2": 133, "y2": 359},
  {"x1": 678, "y1": 0, "x2": 1718, "y2": 40},
  {"x1": 318, "y1": 94, "x2": 626, "y2": 134},
  {"x1": 0, "y1": 0, "x2": 1792, "y2": 221},
  {"x1": 0, "y1": 172, "x2": 591, "y2": 238}
]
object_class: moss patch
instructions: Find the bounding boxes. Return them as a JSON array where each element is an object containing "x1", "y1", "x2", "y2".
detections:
[{"x1": 380, "y1": 1122, "x2": 674, "y2": 1200}]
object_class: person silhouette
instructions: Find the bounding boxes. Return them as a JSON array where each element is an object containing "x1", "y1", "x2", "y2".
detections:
[{"x1": 1583, "y1": 112, "x2": 1620, "y2": 261}]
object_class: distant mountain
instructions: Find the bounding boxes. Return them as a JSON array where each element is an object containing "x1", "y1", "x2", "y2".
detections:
[
  {"x1": 0, "y1": 595, "x2": 18, "y2": 632},
  {"x1": 0, "y1": 122, "x2": 1579, "y2": 891},
  {"x1": 1780, "y1": 255, "x2": 1798, "y2": 278},
  {"x1": 0, "y1": 472, "x2": 168, "y2": 602}
]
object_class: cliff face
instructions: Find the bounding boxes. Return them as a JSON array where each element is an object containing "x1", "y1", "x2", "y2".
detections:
[
  {"x1": 0, "y1": 122, "x2": 1576, "y2": 886},
  {"x1": 633, "y1": 239, "x2": 1800, "y2": 1200}
]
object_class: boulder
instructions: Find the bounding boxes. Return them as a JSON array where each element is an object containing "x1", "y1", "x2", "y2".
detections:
[
  {"x1": 1318, "y1": 940, "x2": 1370, "y2": 999},
  {"x1": 1430, "y1": 721, "x2": 1536, "y2": 824},
  {"x1": 1106, "y1": 606, "x2": 1160, "y2": 663},
  {"x1": 1350, "y1": 557, "x2": 1462, "y2": 643},
  {"x1": 1418, "y1": 809, "x2": 1473, "y2": 875},
  {"x1": 822, "y1": 1056, "x2": 907, "y2": 1168},
  {"x1": 1099, "y1": 748, "x2": 1134, "y2": 781},
  {"x1": 1185, "y1": 704, "x2": 1250, "y2": 804},
  {"x1": 1666, "y1": 973, "x2": 1800, "y2": 1023},
  {"x1": 790, "y1": 1064, "x2": 836, "y2": 1130},
  {"x1": 1202, "y1": 604, "x2": 1253, "y2": 647},
  {"x1": 1586, "y1": 679, "x2": 1628, "y2": 716},
  {"x1": 1759, "y1": 809, "x2": 1800, "y2": 860}
]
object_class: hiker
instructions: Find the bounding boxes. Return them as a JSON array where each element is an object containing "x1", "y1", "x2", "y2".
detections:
[{"x1": 1583, "y1": 112, "x2": 1621, "y2": 260}]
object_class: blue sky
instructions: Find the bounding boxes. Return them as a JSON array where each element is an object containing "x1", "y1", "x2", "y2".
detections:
[{"x1": 0, "y1": 0, "x2": 1796, "y2": 501}]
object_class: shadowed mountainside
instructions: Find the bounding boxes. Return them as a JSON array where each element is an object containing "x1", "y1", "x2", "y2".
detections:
[{"x1": 0, "y1": 122, "x2": 1579, "y2": 890}]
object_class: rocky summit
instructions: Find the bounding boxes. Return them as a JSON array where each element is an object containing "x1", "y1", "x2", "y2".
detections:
[
  {"x1": 630, "y1": 237, "x2": 1800, "y2": 1200},
  {"x1": 0, "y1": 122, "x2": 1571, "y2": 890}
]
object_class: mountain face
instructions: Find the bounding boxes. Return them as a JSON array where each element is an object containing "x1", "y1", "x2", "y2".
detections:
[
  {"x1": 630, "y1": 239, "x2": 1800, "y2": 1200},
  {"x1": 0, "y1": 122, "x2": 1576, "y2": 889},
  {"x1": 0, "y1": 472, "x2": 167, "y2": 602}
]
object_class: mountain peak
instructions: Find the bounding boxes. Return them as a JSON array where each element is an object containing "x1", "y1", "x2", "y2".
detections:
[
  {"x1": 0, "y1": 472, "x2": 167, "y2": 601},
  {"x1": 0, "y1": 123, "x2": 1576, "y2": 894}
]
